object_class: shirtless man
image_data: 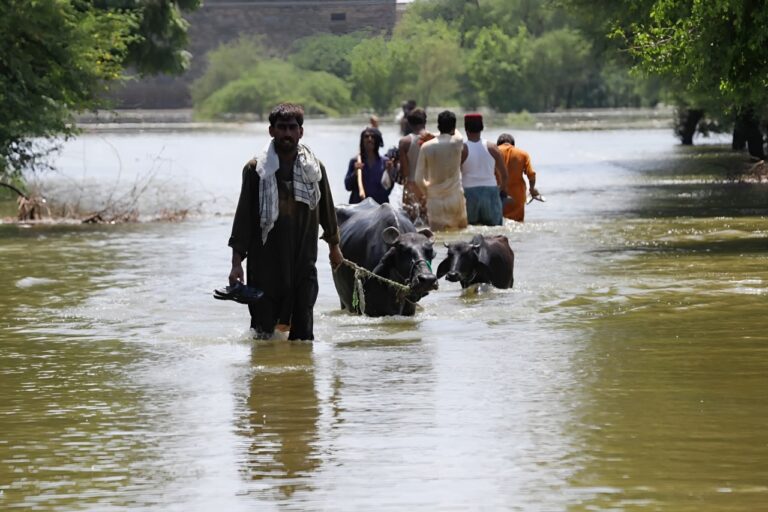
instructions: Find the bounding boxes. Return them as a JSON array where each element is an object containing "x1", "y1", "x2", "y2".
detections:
[{"x1": 397, "y1": 107, "x2": 430, "y2": 225}]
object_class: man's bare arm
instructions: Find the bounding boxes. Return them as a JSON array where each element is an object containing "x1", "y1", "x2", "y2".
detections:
[
  {"x1": 488, "y1": 142, "x2": 508, "y2": 190},
  {"x1": 398, "y1": 136, "x2": 412, "y2": 181}
]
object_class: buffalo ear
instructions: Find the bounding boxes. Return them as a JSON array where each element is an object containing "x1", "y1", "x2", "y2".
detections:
[
  {"x1": 382, "y1": 226, "x2": 401, "y2": 245},
  {"x1": 417, "y1": 227, "x2": 434, "y2": 242},
  {"x1": 436, "y1": 256, "x2": 451, "y2": 279}
]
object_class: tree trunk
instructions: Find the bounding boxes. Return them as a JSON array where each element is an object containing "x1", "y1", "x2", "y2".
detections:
[
  {"x1": 732, "y1": 119, "x2": 747, "y2": 150},
  {"x1": 733, "y1": 108, "x2": 766, "y2": 158},
  {"x1": 675, "y1": 108, "x2": 704, "y2": 145}
]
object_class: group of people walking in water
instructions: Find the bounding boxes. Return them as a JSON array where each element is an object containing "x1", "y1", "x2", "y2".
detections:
[
  {"x1": 343, "y1": 104, "x2": 540, "y2": 229},
  {"x1": 225, "y1": 102, "x2": 541, "y2": 341}
]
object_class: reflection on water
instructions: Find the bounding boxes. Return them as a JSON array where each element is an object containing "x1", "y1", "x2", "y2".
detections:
[
  {"x1": 1, "y1": 127, "x2": 767, "y2": 510},
  {"x1": 236, "y1": 341, "x2": 320, "y2": 500}
]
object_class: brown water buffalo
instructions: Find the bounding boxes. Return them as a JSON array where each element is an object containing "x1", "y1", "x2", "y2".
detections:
[
  {"x1": 333, "y1": 199, "x2": 438, "y2": 316},
  {"x1": 436, "y1": 234, "x2": 514, "y2": 289}
]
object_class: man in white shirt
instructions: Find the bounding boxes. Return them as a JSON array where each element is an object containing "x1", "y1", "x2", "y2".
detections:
[
  {"x1": 414, "y1": 110, "x2": 468, "y2": 230},
  {"x1": 460, "y1": 113, "x2": 508, "y2": 226}
]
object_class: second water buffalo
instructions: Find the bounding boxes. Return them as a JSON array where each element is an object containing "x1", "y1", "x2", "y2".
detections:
[{"x1": 436, "y1": 234, "x2": 515, "y2": 289}]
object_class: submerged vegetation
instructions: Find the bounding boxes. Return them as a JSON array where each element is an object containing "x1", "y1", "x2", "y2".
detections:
[{"x1": 0, "y1": 161, "x2": 202, "y2": 224}]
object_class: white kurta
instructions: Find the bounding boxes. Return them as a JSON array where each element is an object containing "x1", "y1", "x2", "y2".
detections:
[{"x1": 414, "y1": 131, "x2": 468, "y2": 230}]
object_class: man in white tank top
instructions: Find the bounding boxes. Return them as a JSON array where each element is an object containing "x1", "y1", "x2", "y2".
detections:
[{"x1": 460, "y1": 113, "x2": 508, "y2": 225}]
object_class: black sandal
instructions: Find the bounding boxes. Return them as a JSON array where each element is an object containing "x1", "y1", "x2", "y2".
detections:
[{"x1": 213, "y1": 282, "x2": 264, "y2": 304}]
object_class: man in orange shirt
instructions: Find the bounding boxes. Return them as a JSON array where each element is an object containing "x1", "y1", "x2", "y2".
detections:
[{"x1": 496, "y1": 133, "x2": 539, "y2": 222}]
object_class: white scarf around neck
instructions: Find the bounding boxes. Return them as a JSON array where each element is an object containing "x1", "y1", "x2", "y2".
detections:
[{"x1": 255, "y1": 140, "x2": 322, "y2": 244}]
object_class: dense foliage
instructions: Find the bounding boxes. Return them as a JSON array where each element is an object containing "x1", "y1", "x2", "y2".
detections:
[
  {"x1": 190, "y1": 36, "x2": 267, "y2": 107},
  {"x1": 192, "y1": 40, "x2": 355, "y2": 120},
  {"x1": 6, "y1": 0, "x2": 766, "y2": 181},
  {"x1": 563, "y1": 0, "x2": 768, "y2": 153},
  {"x1": 290, "y1": 32, "x2": 369, "y2": 79},
  {"x1": 197, "y1": 60, "x2": 354, "y2": 119},
  {"x1": 0, "y1": 0, "x2": 199, "y2": 182},
  {"x1": 193, "y1": 0, "x2": 665, "y2": 119}
]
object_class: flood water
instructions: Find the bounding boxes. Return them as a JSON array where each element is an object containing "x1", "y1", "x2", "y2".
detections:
[{"x1": 1, "y1": 122, "x2": 767, "y2": 511}]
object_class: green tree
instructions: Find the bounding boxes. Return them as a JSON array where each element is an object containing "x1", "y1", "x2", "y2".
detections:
[
  {"x1": 595, "y1": 58, "x2": 665, "y2": 108},
  {"x1": 407, "y1": 0, "x2": 569, "y2": 41},
  {"x1": 405, "y1": 0, "x2": 664, "y2": 113},
  {"x1": 563, "y1": 0, "x2": 768, "y2": 155},
  {"x1": 524, "y1": 28, "x2": 592, "y2": 111},
  {"x1": 349, "y1": 36, "x2": 411, "y2": 114},
  {"x1": 196, "y1": 60, "x2": 354, "y2": 119},
  {"x1": 465, "y1": 25, "x2": 530, "y2": 112},
  {"x1": 190, "y1": 36, "x2": 266, "y2": 105},
  {"x1": 393, "y1": 18, "x2": 464, "y2": 108},
  {"x1": 290, "y1": 32, "x2": 369, "y2": 79},
  {"x1": 0, "y1": 1, "x2": 130, "y2": 180},
  {"x1": 105, "y1": 0, "x2": 202, "y2": 76},
  {"x1": 624, "y1": 0, "x2": 768, "y2": 155},
  {"x1": 0, "y1": 1, "x2": 199, "y2": 182}
]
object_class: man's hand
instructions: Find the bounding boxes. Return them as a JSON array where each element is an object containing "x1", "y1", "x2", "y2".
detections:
[
  {"x1": 530, "y1": 186, "x2": 540, "y2": 198},
  {"x1": 329, "y1": 244, "x2": 344, "y2": 272},
  {"x1": 229, "y1": 263, "x2": 244, "y2": 285},
  {"x1": 405, "y1": 181, "x2": 425, "y2": 201},
  {"x1": 229, "y1": 251, "x2": 244, "y2": 285}
]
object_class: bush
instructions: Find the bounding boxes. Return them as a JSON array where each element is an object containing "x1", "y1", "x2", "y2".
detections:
[
  {"x1": 190, "y1": 36, "x2": 266, "y2": 105},
  {"x1": 196, "y1": 60, "x2": 355, "y2": 119},
  {"x1": 290, "y1": 31, "x2": 368, "y2": 78}
]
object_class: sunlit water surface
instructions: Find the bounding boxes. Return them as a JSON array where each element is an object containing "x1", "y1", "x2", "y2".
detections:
[{"x1": 1, "y1": 124, "x2": 766, "y2": 511}]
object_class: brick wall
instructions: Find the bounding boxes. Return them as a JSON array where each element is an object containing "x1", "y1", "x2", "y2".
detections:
[{"x1": 111, "y1": 0, "x2": 397, "y2": 108}]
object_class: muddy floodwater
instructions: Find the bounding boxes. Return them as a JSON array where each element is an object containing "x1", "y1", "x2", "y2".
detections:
[{"x1": 1, "y1": 122, "x2": 766, "y2": 511}]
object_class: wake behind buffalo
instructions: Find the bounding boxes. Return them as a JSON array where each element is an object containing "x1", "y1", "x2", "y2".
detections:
[{"x1": 333, "y1": 198, "x2": 514, "y2": 317}]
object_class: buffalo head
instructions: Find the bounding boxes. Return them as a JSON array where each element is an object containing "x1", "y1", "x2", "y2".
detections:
[
  {"x1": 436, "y1": 241, "x2": 481, "y2": 284},
  {"x1": 376, "y1": 226, "x2": 438, "y2": 299}
]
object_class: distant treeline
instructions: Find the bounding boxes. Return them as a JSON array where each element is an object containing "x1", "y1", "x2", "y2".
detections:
[
  {"x1": 192, "y1": 0, "x2": 768, "y2": 158},
  {"x1": 191, "y1": 0, "x2": 665, "y2": 120},
  {"x1": 3, "y1": 0, "x2": 765, "y2": 186}
]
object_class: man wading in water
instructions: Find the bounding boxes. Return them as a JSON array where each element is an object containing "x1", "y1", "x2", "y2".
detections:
[
  {"x1": 397, "y1": 107, "x2": 431, "y2": 225},
  {"x1": 226, "y1": 103, "x2": 344, "y2": 340},
  {"x1": 413, "y1": 110, "x2": 468, "y2": 231}
]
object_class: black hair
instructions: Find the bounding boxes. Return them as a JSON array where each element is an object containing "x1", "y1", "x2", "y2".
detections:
[
  {"x1": 464, "y1": 116, "x2": 484, "y2": 133},
  {"x1": 437, "y1": 110, "x2": 457, "y2": 134},
  {"x1": 359, "y1": 127, "x2": 384, "y2": 160},
  {"x1": 497, "y1": 133, "x2": 515, "y2": 146},
  {"x1": 406, "y1": 107, "x2": 427, "y2": 127},
  {"x1": 268, "y1": 103, "x2": 304, "y2": 127}
]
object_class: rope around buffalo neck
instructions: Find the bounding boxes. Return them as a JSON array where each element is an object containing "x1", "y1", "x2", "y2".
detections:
[{"x1": 339, "y1": 258, "x2": 413, "y2": 313}]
